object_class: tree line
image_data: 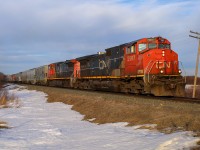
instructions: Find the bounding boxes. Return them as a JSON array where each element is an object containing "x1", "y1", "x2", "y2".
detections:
[{"x1": 0, "y1": 72, "x2": 6, "y2": 83}]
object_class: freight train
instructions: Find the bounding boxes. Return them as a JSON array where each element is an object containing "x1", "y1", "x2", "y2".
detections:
[{"x1": 7, "y1": 36, "x2": 186, "y2": 96}]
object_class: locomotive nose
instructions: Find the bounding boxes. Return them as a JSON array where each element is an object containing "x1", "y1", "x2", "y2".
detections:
[
  {"x1": 162, "y1": 50, "x2": 165, "y2": 57},
  {"x1": 154, "y1": 50, "x2": 166, "y2": 59}
]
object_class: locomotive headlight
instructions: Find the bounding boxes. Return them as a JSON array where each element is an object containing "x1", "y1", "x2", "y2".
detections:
[
  {"x1": 179, "y1": 69, "x2": 182, "y2": 74},
  {"x1": 160, "y1": 70, "x2": 164, "y2": 74},
  {"x1": 162, "y1": 50, "x2": 165, "y2": 57}
]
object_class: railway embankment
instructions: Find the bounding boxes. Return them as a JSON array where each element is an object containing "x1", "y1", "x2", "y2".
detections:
[{"x1": 26, "y1": 85, "x2": 200, "y2": 137}]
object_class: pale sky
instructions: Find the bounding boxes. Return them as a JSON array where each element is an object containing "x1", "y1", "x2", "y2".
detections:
[{"x1": 0, "y1": 0, "x2": 200, "y2": 75}]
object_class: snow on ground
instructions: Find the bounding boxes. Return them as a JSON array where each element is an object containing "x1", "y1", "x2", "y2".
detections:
[
  {"x1": 186, "y1": 84, "x2": 200, "y2": 89},
  {"x1": 0, "y1": 84, "x2": 199, "y2": 150}
]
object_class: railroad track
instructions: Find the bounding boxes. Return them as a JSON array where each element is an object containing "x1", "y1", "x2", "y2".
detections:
[
  {"x1": 8, "y1": 83, "x2": 200, "y2": 105},
  {"x1": 163, "y1": 96, "x2": 200, "y2": 104},
  {"x1": 125, "y1": 94, "x2": 200, "y2": 104}
]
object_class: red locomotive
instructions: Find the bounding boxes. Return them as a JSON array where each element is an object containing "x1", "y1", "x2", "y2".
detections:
[{"x1": 46, "y1": 36, "x2": 186, "y2": 97}]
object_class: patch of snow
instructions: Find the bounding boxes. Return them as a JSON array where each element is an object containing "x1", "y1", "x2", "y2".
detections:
[
  {"x1": 87, "y1": 118, "x2": 96, "y2": 122},
  {"x1": 0, "y1": 84, "x2": 199, "y2": 150},
  {"x1": 185, "y1": 84, "x2": 200, "y2": 89}
]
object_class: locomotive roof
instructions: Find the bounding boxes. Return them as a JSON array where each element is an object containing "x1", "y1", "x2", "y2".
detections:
[
  {"x1": 50, "y1": 61, "x2": 64, "y2": 65},
  {"x1": 105, "y1": 39, "x2": 140, "y2": 51},
  {"x1": 76, "y1": 54, "x2": 99, "y2": 61},
  {"x1": 75, "y1": 39, "x2": 142, "y2": 61},
  {"x1": 65, "y1": 60, "x2": 71, "y2": 63},
  {"x1": 125, "y1": 39, "x2": 141, "y2": 46},
  {"x1": 63, "y1": 60, "x2": 75, "y2": 64}
]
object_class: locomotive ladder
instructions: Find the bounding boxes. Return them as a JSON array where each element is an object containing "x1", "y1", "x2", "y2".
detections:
[{"x1": 70, "y1": 71, "x2": 75, "y2": 87}]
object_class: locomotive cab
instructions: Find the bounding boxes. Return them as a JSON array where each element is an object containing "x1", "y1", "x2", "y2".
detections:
[
  {"x1": 124, "y1": 37, "x2": 186, "y2": 97},
  {"x1": 139, "y1": 37, "x2": 181, "y2": 76}
]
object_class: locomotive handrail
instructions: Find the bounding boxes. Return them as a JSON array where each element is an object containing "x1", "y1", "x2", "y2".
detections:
[
  {"x1": 144, "y1": 60, "x2": 153, "y2": 74},
  {"x1": 144, "y1": 60, "x2": 187, "y2": 84},
  {"x1": 147, "y1": 61, "x2": 156, "y2": 83},
  {"x1": 70, "y1": 71, "x2": 74, "y2": 78},
  {"x1": 144, "y1": 60, "x2": 152, "y2": 84},
  {"x1": 144, "y1": 60, "x2": 156, "y2": 84},
  {"x1": 179, "y1": 61, "x2": 187, "y2": 83}
]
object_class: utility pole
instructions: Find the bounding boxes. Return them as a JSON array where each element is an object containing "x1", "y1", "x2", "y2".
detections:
[{"x1": 189, "y1": 30, "x2": 200, "y2": 98}]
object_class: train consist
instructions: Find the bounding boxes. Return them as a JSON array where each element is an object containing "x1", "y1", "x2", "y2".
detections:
[{"x1": 8, "y1": 36, "x2": 186, "y2": 96}]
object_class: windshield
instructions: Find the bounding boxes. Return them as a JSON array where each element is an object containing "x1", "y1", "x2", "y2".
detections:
[
  {"x1": 138, "y1": 43, "x2": 147, "y2": 52},
  {"x1": 158, "y1": 44, "x2": 170, "y2": 49},
  {"x1": 148, "y1": 43, "x2": 157, "y2": 49}
]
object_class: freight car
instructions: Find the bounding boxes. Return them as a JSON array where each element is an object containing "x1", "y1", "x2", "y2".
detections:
[
  {"x1": 9, "y1": 36, "x2": 186, "y2": 97},
  {"x1": 35, "y1": 65, "x2": 48, "y2": 85},
  {"x1": 15, "y1": 72, "x2": 22, "y2": 83},
  {"x1": 26, "y1": 69, "x2": 36, "y2": 84},
  {"x1": 21, "y1": 71, "x2": 28, "y2": 83}
]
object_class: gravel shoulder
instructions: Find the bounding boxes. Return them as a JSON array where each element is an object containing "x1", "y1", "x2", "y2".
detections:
[{"x1": 26, "y1": 85, "x2": 200, "y2": 135}]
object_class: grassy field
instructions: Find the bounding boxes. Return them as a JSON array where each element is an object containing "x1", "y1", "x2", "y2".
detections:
[{"x1": 26, "y1": 85, "x2": 200, "y2": 136}]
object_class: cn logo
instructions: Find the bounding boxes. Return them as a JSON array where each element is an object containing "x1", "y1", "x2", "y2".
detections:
[
  {"x1": 99, "y1": 60, "x2": 107, "y2": 70},
  {"x1": 156, "y1": 62, "x2": 171, "y2": 69}
]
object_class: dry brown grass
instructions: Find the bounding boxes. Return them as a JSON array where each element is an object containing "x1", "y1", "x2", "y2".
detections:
[
  {"x1": 66, "y1": 98, "x2": 200, "y2": 133},
  {"x1": 0, "y1": 84, "x2": 21, "y2": 129},
  {"x1": 0, "y1": 83, "x2": 6, "y2": 106},
  {"x1": 0, "y1": 121, "x2": 9, "y2": 129},
  {"x1": 0, "y1": 82, "x2": 8, "y2": 129},
  {"x1": 191, "y1": 143, "x2": 200, "y2": 150},
  {"x1": 0, "y1": 86, "x2": 21, "y2": 108},
  {"x1": 26, "y1": 85, "x2": 200, "y2": 135},
  {"x1": 0, "y1": 90, "x2": 7, "y2": 106}
]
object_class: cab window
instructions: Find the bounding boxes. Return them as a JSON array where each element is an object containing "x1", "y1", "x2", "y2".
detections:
[
  {"x1": 148, "y1": 43, "x2": 157, "y2": 49},
  {"x1": 126, "y1": 45, "x2": 135, "y2": 54},
  {"x1": 159, "y1": 44, "x2": 170, "y2": 49},
  {"x1": 138, "y1": 43, "x2": 147, "y2": 52}
]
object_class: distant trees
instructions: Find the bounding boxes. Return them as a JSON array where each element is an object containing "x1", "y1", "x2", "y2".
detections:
[{"x1": 0, "y1": 72, "x2": 6, "y2": 83}]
